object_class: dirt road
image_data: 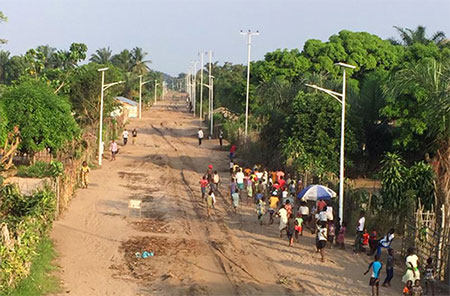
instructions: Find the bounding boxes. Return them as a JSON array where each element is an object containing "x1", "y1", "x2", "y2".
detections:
[{"x1": 51, "y1": 94, "x2": 403, "y2": 295}]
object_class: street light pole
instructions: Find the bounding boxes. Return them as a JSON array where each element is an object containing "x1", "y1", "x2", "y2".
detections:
[
  {"x1": 97, "y1": 67, "x2": 124, "y2": 166},
  {"x1": 240, "y1": 29, "x2": 259, "y2": 136},
  {"x1": 208, "y1": 50, "x2": 213, "y2": 126},
  {"x1": 138, "y1": 75, "x2": 151, "y2": 119},
  {"x1": 203, "y1": 76, "x2": 214, "y2": 137},
  {"x1": 305, "y1": 62, "x2": 356, "y2": 225},
  {"x1": 199, "y1": 52, "x2": 204, "y2": 120},
  {"x1": 192, "y1": 61, "x2": 198, "y2": 118}
]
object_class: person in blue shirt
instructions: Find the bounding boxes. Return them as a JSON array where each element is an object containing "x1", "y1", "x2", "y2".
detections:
[{"x1": 364, "y1": 254, "x2": 382, "y2": 296}]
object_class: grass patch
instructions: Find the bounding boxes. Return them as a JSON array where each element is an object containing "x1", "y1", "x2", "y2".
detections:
[{"x1": 6, "y1": 238, "x2": 61, "y2": 296}]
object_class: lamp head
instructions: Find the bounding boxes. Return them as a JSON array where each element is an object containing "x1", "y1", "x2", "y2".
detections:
[
  {"x1": 334, "y1": 62, "x2": 356, "y2": 69},
  {"x1": 98, "y1": 67, "x2": 109, "y2": 72}
]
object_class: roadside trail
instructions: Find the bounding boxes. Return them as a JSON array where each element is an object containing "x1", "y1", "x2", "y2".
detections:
[{"x1": 51, "y1": 93, "x2": 402, "y2": 295}]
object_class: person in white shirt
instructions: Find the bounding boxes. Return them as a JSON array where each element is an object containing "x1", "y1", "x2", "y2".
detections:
[
  {"x1": 122, "y1": 129, "x2": 129, "y2": 146},
  {"x1": 197, "y1": 128, "x2": 204, "y2": 146},
  {"x1": 354, "y1": 210, "x2": 366, "y2": 253},
  {"x1": 326, "y1": 206, "x2": 334, "y2": 222},
  {"x1": 235, "y1": 168, "x2": 245, "y2": 190},
  {"x1": 110, "y1": 139, "x2": 118, "y2": 161}
]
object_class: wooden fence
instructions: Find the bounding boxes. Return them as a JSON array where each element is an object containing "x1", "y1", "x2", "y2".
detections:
[{"x1": 402, "y1": 204, "x2": 449, "y2": 281}]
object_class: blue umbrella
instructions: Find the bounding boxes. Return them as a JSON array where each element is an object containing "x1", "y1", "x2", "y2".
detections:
[{"x1": 297, "y1": 185, "x2": 337, "y2": 201}]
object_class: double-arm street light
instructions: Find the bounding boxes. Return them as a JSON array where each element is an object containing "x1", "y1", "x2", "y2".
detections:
[
  {"x1": 139, "y1": 75, "x2": 151, "y2": 119},
  {"x1": 240, "y1": 29, "x2": 259, "y2": 136},
  {"x1": 203, "y1": 76, "x2": 214, "y2": 137},
  {"x1": 305, "y1": 62, "x2": 356, "y2": 225},
  {"x1": 97, "y1": 67, "x2": 124, "y2": 166}
]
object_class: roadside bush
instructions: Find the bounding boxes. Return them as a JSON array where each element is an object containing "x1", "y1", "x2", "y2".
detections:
[
  {"x1": 0, "y1": 184, "x2": 56, "y2": 291},
  {"x1": 16, "y1": 161, "x2": 64, "y2": 178}
]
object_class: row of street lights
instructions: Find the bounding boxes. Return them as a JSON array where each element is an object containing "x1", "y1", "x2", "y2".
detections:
[{"x1": 97, "y1": 67, "x2": 161, "y2": 166}]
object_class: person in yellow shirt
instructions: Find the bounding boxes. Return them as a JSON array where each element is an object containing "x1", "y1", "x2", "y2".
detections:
[
  {"x1": 268, "y1": 192, "x2": 279, "y2": 224},
  {"x1": 80, "y1": 161, "x2": 90, "y2": 189}
]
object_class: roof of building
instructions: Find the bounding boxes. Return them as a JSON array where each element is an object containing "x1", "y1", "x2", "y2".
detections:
[{"x1": 115, "y1": 96, "x2": 138, "y2": 106}]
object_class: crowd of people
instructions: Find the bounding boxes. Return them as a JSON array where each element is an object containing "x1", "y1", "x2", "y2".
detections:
[{"x1": 197, "y1": 143, "x2": 438, "y2": 296}]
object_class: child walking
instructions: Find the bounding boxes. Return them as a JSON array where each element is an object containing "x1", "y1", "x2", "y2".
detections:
[
  {"x1": 256, "y1": 199, "x2": 266, "y2": 225},
  {"x1": 287, "y1": 214, "x2": 296, "y2": 247},
  {"x1": 336, "y1": 221, "x2": 347, "y2": 249},
  {"x1": 382, "y1": 248, "x2": 395, "y2": 287},
  {"x1": 316, "y1": 221, "x2": 327, "y2": 262},
  {"x1": 411, "y1": 279, "x2": 423, "y2": 296},
  {"x1": 364, "y1": 254, "x2": 382, "y2": 296},
  {"x1": 80, "y1": 161, "x2": 90, "y2": 189},
  {"x1": 327, "y1": 221, "x2": 335, "y2": 248},
  {"x1": 424, "y1": 257, "x2": 435, "y2": 296},
  {"x1": 232, "y1": 188, "x2": 240, "y2": 212},
  {"x1": 294, "y1": 214, "x2": 303, "y2": 242},
  {"x1": 199, "y1": 176, "x2": 208, "y2": 200},
  {"x1": 206, "y1": 189, "x2": 214, "y2": 218}
]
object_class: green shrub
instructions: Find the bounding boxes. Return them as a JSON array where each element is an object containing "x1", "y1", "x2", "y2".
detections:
[
  {"x1": 0, "y1": 184, "x2": 56, "y2": 291},
  {"x1": 16, "y1": 161, "x2": 64, "y2": 178}
]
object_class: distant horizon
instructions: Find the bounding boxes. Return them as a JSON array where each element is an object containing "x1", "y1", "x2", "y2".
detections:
[{"x1": 1, "y1": 0, "x2": 449, "y2": 76}]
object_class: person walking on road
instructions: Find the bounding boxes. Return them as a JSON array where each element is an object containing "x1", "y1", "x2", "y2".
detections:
[
  {"x1": 198, "y1": 128, "x2": 204, "y2": 146},
  {"x1": 132, "y1": 128, "x2": 138, "y2": 145},
  {"x1": 110, "y1": 139, "x2": 118, "y2": 161},
  {"x1": 122, "y1": 129, "x2": 129, "y2": 146},
  {"x1": 219, "y1": 129, "x2": 224, "y2": 146},
  {"x1": 354, "y1": 210, "x2": 366, "y2": 254},
  {"x1": 80, "y1": 161, "x2": 90, "y2": 189}
]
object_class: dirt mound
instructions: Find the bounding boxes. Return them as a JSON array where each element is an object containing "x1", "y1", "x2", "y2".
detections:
[
  {"x1": 117, "y1": 236, "x2": 204, "y2": 281},
  {"x1": 130, "y1": 219, "x2": 171, "y2": 233}
]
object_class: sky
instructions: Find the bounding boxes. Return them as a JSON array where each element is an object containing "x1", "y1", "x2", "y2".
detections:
[{"x1": 1, "y1": 0, "x2": 449, "y2": 76}]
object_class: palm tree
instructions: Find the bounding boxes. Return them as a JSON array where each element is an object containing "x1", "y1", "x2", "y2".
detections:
[
  {"x1": 391, "y1": 25, "x2": 447, "y2": 46},
  {"x1": 111, "y1": 49, "x2": 132, "y2": 72},
  {"x1": 36, "y1": 45, "x2": 57, "y2": 68},
  {"x1": 387, "y1": 58, "x2": 450, "y2": 229},
  {"x1": 130, "y1": 47, "x2": 151, "y2": 75},
  {"x1": 0, "y1": 50, "x2": 10, "y2": 83},
  {"x1": 90, "y1": 47, "x2": 113, "y2": 64}
]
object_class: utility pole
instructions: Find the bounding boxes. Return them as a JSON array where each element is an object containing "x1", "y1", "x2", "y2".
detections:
[
  {"x1": 192, "y1": 61, "x2": 198, "y2": 118},
  {"x1": 138, "y1": 75, "x2": 150, "y2": 118},
  {"x1": 97, "y1": 68, "x2": 124, "y2": 166},
  {"x1": 208, "y1": 51, "x2": 213, "y2": 137},
  {"x1": 240, "y1": 29, "x2": 259, "y2": 136},
  {"x1": 199, "y1": 52, "x2": 204, "y2": 120}
]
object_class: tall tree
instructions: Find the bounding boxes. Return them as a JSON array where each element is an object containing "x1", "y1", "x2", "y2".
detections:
[
  {"x1": 392, "y1": 25, "x2": 447, "y2": 46},
  {"x1": 111, "y1": 49, "x2": 132, "y2": 72},
  {"x1": 0, "y1": 11, "x2": 7, "y2": 44},
  {"x1": 130, "y1": 47, "x2": 151, "y2": 75},
  {"x1": 90, "y1": 47, "x2": 113, "y2": 64},
  {"x1": 385, "y1": 58, "x2": 450, "y2": 217}
]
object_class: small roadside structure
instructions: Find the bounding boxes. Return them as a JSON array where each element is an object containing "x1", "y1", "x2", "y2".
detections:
[{"x1": 114, "y1": 96, "x2": 138, "y2": 119}]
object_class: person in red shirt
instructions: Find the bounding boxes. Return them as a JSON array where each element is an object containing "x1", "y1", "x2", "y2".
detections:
[
  {"x1": 362, "y1": 229, "x2": 370, "y2": 248},
  {"x1": 229, "y1": 144, "x2": 237, "y2": 160},
  {"x1": 278, "y1": 176, "x2": 286, "y2": 190},
  {"x1": 317, "y1": 199, "x2": 327, "y2": 213},
  {"x1": 199, "y1": 176, "x2": 209, "y2": 200}
]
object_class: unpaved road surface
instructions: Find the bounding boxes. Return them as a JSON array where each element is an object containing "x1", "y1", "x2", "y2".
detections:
[{"x1": 51, "y1": 93, "x2": 402, "y2": 295}]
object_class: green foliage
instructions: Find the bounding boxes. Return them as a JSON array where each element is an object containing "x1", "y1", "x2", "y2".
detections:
[
  {"x1": 5, "y1": 238, "x2": 60, "y2": 296},
  {"x1": 0, "y1": 185, "x2": 57, "y2": 291},
  {"x1": 302, "y1": 30, "x2": 404, "y2": 78},
  {"x1": 2, "y1": 80, "x2": 80, "y2": 153},
  {"x1": 16, "y1": 161, "x2": 64, "y2": 179},
  {"x1": 68, "y1": 63, "x2": 124, "y2": 126},
  {"x1": 282, "y1": 91, "x2": 358, "y2": 175},
  {"x1": 380, "y1": 152, "x2": 436, "y2": 214}
]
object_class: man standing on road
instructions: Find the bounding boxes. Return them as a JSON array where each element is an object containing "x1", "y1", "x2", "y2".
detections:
[
  {"x1": 122, "y1": 129, "x2": 129, "y2": 146},
  {"x1": 198, "y1": 128, "x2": 204, "y2": 146},
  {"x1": 218, "y1": 129, "x2": 224, "y2": 146},
  {"x1": 132, "y1": 128, "x2": 138, "y2": 145},
  {"x1": 354, "y1": 210, "x2": 366, "y2": 254}
]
